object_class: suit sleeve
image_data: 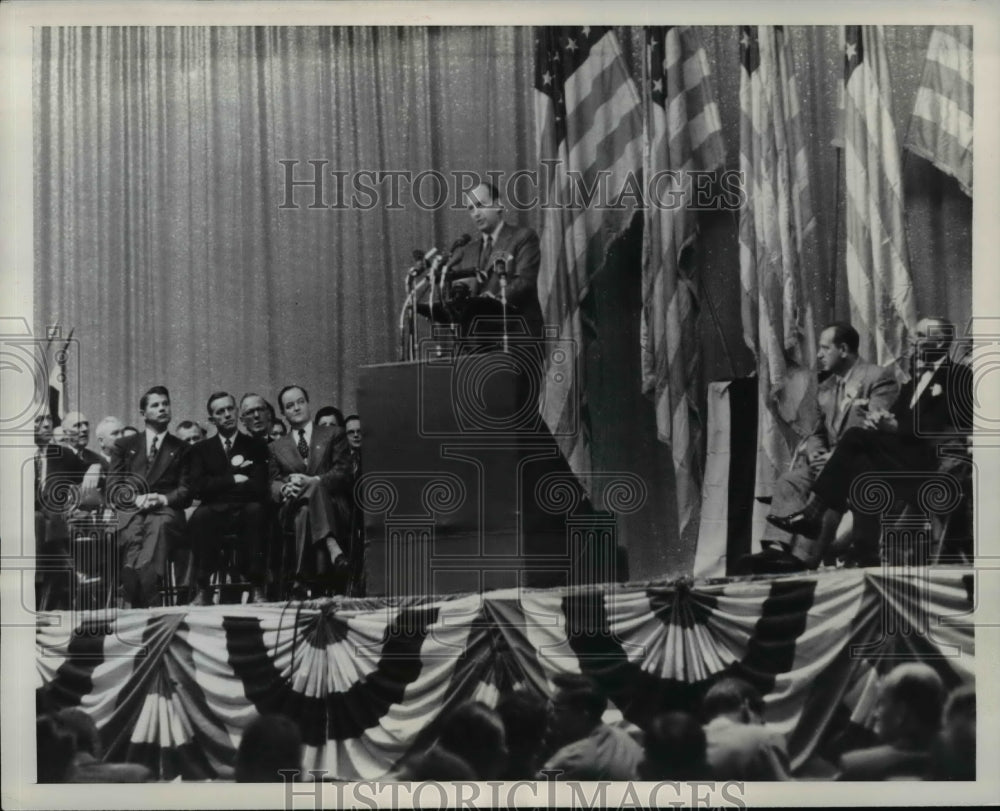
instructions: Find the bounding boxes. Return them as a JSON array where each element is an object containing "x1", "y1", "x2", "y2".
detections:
[
  {"x1": 246, "y1": 440, "x2": 270, "y2": 501},
  {"x1": 867, "y1": 365, "x2": 900, "y2": 414},
  {"x1": 505, "y1": 228, "x2": 541, "y2": 312},
  {"x1": 804, "y1": 391, "x2": 829, "y2": 457},
  {"x1": 268, "y1": 445, "x2": 286, "y2": 503},
  {"x1": 162, "y1": 444, "x2": 192, "y2": 510},
  {"x1": 190, "y1": 445, "x2": 237, "y2": 500}
]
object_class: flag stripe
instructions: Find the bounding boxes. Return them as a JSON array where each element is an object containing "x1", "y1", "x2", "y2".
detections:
[
  {"x1": 642, "y1": 25, "x2": 725, "y2": 543},
  {"x1": 843, "y1": 25, "x2": 917, "y2": 367}
]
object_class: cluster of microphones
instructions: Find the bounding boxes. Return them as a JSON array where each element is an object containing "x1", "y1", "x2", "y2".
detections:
[{"x1": 406, "y1": 233, "x2": 481, "y2": 285}]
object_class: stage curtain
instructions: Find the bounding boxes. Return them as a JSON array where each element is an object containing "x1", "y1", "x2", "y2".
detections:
[
  {"x1": 34, "y1": 26, "x2": 535, "y2": 424},
  {"x1": 36, "y1": 569, "x2": 974, "y2": 781}
]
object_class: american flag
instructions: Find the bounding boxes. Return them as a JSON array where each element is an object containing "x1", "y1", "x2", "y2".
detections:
[
  {"x1": 738, "y1": 26, "x2": 818, "y2": 538},
  {"x1": 842, "y1": 26, "x2": 917, "y2": 368},
  {"x1": 535, "y1": 27, "x2": 643, "y2": 502},
  {"x1": 641, "y1": 26, "x2": 725, "y2": 545},
  {"x1": 905, "y1": 26, "x2": 973, "y2": 197}
]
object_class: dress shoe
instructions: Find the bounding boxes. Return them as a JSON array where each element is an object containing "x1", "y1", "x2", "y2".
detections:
[
  {"x1": 250, "y1": 586, "x2": 268, "y2": 604},
  {"x1": 766, "y1": 512, "x2": 822, "y2": 539},
  {"x1": 189, "y1": 588, "x2": 213, "y2": 607}
]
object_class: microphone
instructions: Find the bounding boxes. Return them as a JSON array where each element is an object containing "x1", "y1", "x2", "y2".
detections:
[
  {"x1": 407, "y1": 247, "x2": 440, "y2": 276},
  {"x1": 449, "y1": 233, "x2": 472, "y2": 252}
]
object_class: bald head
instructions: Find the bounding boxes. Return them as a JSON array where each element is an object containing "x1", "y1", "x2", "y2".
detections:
[
  {"x1": 876, "y1": 663, "x2": 945, "y2": 745},
  {"x1": 95, "y1": 416, "x2": 125, "y2": 456}
]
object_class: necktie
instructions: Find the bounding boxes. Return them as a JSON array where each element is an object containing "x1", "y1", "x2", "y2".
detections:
[
  {"x1": 146, "y1": 436, "x2": 159, "y2": 476},
  {"x1": 834, "y1": 377, "x2": 846, "y2": 422},
  {"x1": 297, "y1": 429, "x2": 308, "y2": 460},
  {"x1": 35, "y1": 450, "x2": 44, "y2": 489},
  {"x1": 481, "y1": 235, "x2": 493, "y2": 271},
  {"x1": 224, "y1": 436, "x2": 232, "y2": 457}
]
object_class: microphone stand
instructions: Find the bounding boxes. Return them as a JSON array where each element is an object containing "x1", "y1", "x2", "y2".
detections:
[{"x1": 492, "y1": 253, "x2": 511, "y2": 354}]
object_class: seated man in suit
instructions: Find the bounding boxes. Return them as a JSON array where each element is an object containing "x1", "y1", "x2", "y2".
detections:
[
  {"x1": 268, "y1": 384, "x2": 354, "y2": 595},
  {"x1": 758, "y1": 323, "x2": 899, "y2": 569},
  {"x1": 454, "y1": 181, "x2": 543, "y2": 339},
  {"x1": 188, "y1": 392, "x2": 271, "y2": 605},
  {"x1": 109, "y1": 385, "x2": 192, "y2": 608},
  {"x1": 768, "y1": 317, "x2": 973, "y2": 566}
]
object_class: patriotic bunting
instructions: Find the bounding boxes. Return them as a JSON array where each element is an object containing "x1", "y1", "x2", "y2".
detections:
[{"x1": 38, "y1": 569, "x2": 974, "y2": 780}]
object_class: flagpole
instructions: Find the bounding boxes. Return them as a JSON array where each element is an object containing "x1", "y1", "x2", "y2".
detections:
[{"x1": 830, "y1": 147, "x2": 841, "y2": 322}]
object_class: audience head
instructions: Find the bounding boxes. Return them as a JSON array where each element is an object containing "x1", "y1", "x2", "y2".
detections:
[
  {"x1": 95, "y1": 416, "x2": 125, "y2": 457},
  {"x1": 703, "y1": 677, "x2": 766, "y2": 726},
  {"x1": 817, "y1": 322, "x2": 860, "y2": 374},
  {"x1": 235, "y1": 713, "x2": 303, "y2": 783},
  {"x1": 466, "y1": 181, "x2": 505, "y2": 235},
  {"x1": 268, "y1": 420, "x2": 288, "y2": 442},
  {"x1": 238, "y1": 393, "x2": 271, "y2": 438},
  {"x1": 62, "y1": 411, "x2": 91, "y2": 450},
  {"x1": 175, "y1": 420, "x2": 204, "y2": 445},
  {"x1": 55, "y1": 708, "x2": 101, "y2": 759},
  {"x1": 640, "y1": 711, "x2": 711, "y2": 780},
  {"x1": 36, "y1": 715, "x2": 77, "y2": 783},
  {"x1": 404, "y1": 746, "x2": 477, "y2": 780},
  {"x1": 874, "y1": 663, "x2": 945, "y2": 748},
  {"x1": 497, "y1": 689, "x2": 547, "y2": 777},
  {"x1": 206, "y1": 391, "x2": 238, "y2": 437},
  {"x1": 436, "y1": 700, "x2": 508, "y2": 780},
  {"x1": 910, "y1": 316, "x2": 956, "y2": 369},
  {"x1": 139, "y1": 386, "x2": 171, "y2": 431},
  {"x1": 34, "y1": 414, "x2": 54, "y2": 447},
  {"x1": 315, "y1": 406, "x2": 345, "y2": 430},
  {"x1": 121, "y1": 425, "x2": 140, "y2": 438},
  {"x1": 345, "y1": 414, "x2": 363, "y2": 450},
  {"x1": 546, "y1": 673, "x2": 607, "y2": 751},
  {"x1": 278, "y1": 385, "x2": 311, "y2": 429}
]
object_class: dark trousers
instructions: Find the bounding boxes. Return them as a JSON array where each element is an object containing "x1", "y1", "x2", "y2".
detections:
[
  {"x1": 189, "y1": 501, "x2": 266, "y2": 588},
  {"x1": 117, "y1": 507, "x2": 187, "y2": 608},
  {"x1": 812, "y1": 427, "x2": 935, "y2": 513}
]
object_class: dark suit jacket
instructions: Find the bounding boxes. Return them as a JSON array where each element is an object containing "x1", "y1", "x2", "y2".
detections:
[
  {"x1": 187, "y1": 432, "x2": 269, "y2": 505},
  {"x1": 804, "y1": 361, "x2": 899, "y2": 457},
  {"x1": 893, "y1": 359, "x2": 972, "y2": 441},
  {"x1": 464, "y1": 223, "x2": 543, "y2": 336},
  {"x1": 109, "y1": 431, "x2": 191, "y2": 510},
  {"x1": 37, "y1": 445, "x2": 89, "y2": 511}
]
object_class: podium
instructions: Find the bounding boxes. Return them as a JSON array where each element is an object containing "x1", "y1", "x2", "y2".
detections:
[{"x1": 358, "y1": 347, "x2": 618, "y2": 597}]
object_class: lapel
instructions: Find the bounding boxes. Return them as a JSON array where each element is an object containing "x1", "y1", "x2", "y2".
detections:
[
  {"x1": 128, "y1": 433, "x2": 147, "y2": 473},
  {"x1": 913, "y1": 362, "x2": 948, "y2": 409},
  {"x1": 278, "y1": 433, "x2": 306, "y2": 474},
  {"x1": 147, "y1": 434, "x2": 178, "y2": 484},
  {"x1": 818, "y1": 378, "x2": 839, "y2": 432}
]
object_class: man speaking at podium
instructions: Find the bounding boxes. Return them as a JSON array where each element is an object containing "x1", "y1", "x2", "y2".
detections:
[{"x1": 456, "y1": 181, "x2": 543, "y2": 338}]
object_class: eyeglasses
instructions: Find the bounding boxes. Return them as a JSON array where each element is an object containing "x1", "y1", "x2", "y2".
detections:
[{"x1": 242, "y1": 407, "x2": 266, "y2": 416}]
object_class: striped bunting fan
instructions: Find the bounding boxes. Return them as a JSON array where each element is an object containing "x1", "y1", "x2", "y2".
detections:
[{"x1": 37, "y1": 571, "x2": 973, "y2": 779}]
